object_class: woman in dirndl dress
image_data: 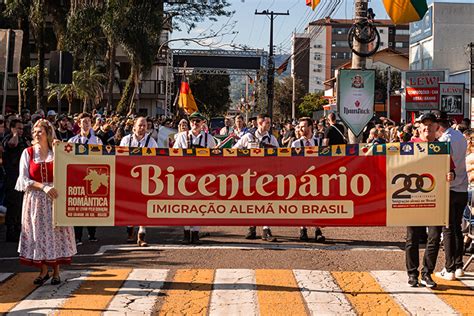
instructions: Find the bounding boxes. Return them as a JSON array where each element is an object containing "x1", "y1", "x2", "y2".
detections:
[{"x1": 15, "y1": 119, "x2": 76, "y2": 285}]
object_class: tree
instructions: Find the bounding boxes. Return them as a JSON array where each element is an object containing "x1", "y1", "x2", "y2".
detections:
[
  {"x1": 298, "y1": 92, "x2": 328, "y2": 117},
  {"x1": 189, "y1": 74, "x2": 231, "y2": 117},
  {"x1": 18, "y1": 65, "x2": 47, "y2": 110},
  {"x1": 73, "y1": 66, "x2": 106, "y2": 112},
  {"x1": 47, "y1": 82, "x2": 75, "y2": 114},
  {"x1": 375, "y1": 67, "x2": 401, "y2": 103},
  {"x1": 273, "y1": 76, "x2": 305, "y2": 120}
]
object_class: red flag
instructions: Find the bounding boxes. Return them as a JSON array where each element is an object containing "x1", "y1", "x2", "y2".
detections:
[{"x1": 276, "y1": 57, "x2": 290, "y2": 75}]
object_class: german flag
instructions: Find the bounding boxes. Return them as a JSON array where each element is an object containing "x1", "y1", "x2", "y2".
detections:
[
  {"x1": 178, "y1": 81, "x2": 198, "y2": 114},
  {"x1": 382, "y1": 0, "x2": 428, "y2": 24},
  {"x1": 305, "y1": 0, "x2": 321, "y2": 10},
  {"x1": 276, "y1": 57, "x2": 290, "y2": 76}
]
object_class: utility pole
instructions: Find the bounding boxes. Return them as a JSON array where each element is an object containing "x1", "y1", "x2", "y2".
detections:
[
  {"x1": 255, "y1": 9, "x2": 289, "y2": 120},
  {"x1": 387, "y1": 66, "x2": 391, "y2": 120},
  {"x1": 347, "y1": 0, "x2": 369, "y2": 144},
  {"x1": 351, "y1": 0, "x2": 368, "y2": 69},
  {"x1": 291, "y1": 31, "x2": 296, "y2": 120},
  {"x1": 469, "y1": 42, "x2": 474, "y2": 127}
]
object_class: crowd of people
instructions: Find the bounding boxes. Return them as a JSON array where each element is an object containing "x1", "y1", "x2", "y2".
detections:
[{"x1": 0, "y1": 107, "x2": 473, "y2": 288}]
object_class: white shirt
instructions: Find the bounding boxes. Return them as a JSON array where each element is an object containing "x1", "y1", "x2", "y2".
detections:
[
  {"x1": 233, "y1": 130, "x2": 279, "y2": 149},
  {"x1": 173, "y1": 130, "x2": 216, "y2": 149},
  {"x1": 291, "y1": 136, "x2": 321, "y2": 148},
  {"x1": 15, "y1": 146, "x2": 54, "y2": 192},
  {"x1": 440, "y1": 127, "x2": 468, "y2": 192},
  {"x1": 220, "y1": 126, "x2": 234, "y2": 136},
  {"x1": 68, "y1": 130, "x2": 102, "y2": 145},
  {"x1": 120, "y1": 133, "x2": 158, "y2": 148}
]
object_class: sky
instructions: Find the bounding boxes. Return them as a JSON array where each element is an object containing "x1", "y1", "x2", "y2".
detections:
[{"x1": 169, "y1": 0, "x2": 474, "y2": 54}]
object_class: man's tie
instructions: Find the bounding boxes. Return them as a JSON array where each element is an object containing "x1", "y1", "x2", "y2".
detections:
[{"x1": 305, "y1": 140, "x2": 310, "y2": 147}]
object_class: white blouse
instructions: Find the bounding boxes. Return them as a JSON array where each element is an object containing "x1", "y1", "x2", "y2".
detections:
[{"x1": 15, "y1": 146, "x2": 54, "y2": 192}]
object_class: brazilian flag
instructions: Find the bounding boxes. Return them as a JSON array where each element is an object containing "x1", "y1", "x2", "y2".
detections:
[{"x1": 383, "y1": 0, "x2": 428, "y2": 24}]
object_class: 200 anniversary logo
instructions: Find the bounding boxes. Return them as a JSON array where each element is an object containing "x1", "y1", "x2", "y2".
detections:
[{"x1": 391, "y1": 173, "x2": 435, "y2": 199}]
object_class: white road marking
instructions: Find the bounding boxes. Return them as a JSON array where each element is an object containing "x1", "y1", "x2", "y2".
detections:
[
  {"x1": 293, "y1": 270, "x2": 355, "y2": 315},
  {"x1": 104, "y1": 269, "x2": 169, "y2": 315},
  {"x1": 209, "y1": 269, "x2": 259, "y2": 316},
  {"x1": 371, "y1": 270, "x2": 457, "y2": 315},
  {"x1": 0, "y1": 272, "x2": 13, "y2": 283},
  {"x1": 458, "y1": 272, "x2": 474, "y2": 289},
  {"x1": 7, "y1": 270, "x2": 90, "y2": 315}
]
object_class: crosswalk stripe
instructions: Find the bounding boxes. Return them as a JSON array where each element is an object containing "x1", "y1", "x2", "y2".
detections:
[
  {"x1": 104, "y1": 269, "x2": 169, "y2": 315},
  {"x1": 0, "y1": 273, "x2": 13, "y2": 283},
  {"x1": 8, "y1": 270, "x2": 91, "y2": 315},
  {"x1": 209, "y1": 269, "x2": 259, "y2": 316},
  {"x1": 458, "y1": 273, "x2": 474, "y2": 290},
  {"x1": 371, "y1": 270, "x2": 457, "y2": 315},
  {"x1": 293, "y1": 270, "x2": 356, "y2": 315},
  {"x1": 432, "y1": 275, "x2": 474, "y2": 314},
  {"x1": 332, "y1": 271, "x2": 406, "y2": 315},
  {"x1": 0, "y1": 272, "x2": 37, "y2": 313},
  {"x1": 157, "y1": 269, "x2": 214, "y2": 315},
  {"x1": 255, "y1": 269, "x2": 306, "y2": 316},
  {"x1": 58, "y1": 268, "x2": 131, "y2": 315}
]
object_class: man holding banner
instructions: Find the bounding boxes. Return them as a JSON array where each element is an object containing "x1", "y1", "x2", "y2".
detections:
[
  {"x1": 406, "y1": 113, "x2": 454, "y2": 288},
  {"x1": 291, "y1": 117, "x2": 326, "y2": 243},
  {"x1": 174, "y1": 111, "x2": 216, "y2": 244},
  {"x1": 68, "y1": 113, "x2": 102, "y2": 246},
  {"x1": 120, "y1": 117, "x2": 158, "y2": 247},
  {"x1": 233, "y1": 114, "x2": 279, "y2": 242}
]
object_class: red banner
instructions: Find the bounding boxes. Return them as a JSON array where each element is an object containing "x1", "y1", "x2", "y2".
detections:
[{"x1": 54, "y1": 143, "x2": 450, "y2": 227}]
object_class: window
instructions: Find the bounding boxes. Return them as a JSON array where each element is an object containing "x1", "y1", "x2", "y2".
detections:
[
  {"x1": 395, "y1": 42, "x2": 407, "y2": 48},
  {"x1": 314, "y1": 53, "x2": 321, "y2": 60},
  {"x1": 332, "y1": 28, "x2": 348, "y2": 35},
  {"x1": 332, "y1": 41, "x2": 349, "y2": 47},
  {"x1": 379, "y1": 28, "x2": 384, "y2": 34},
  {"x1": 396, "y1": 29, "x2": 410, "y2": 35}
]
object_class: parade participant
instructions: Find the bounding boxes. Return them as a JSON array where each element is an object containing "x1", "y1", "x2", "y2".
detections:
[
  {"x1": 120, "y1": 117, "x2": 158, "y2": 247},
  {"x1": 55, "y1": 115, "x2": 74, "y2": 142},
  {"x1": 406, "y1": 113, "x2": 454, "y2": 288},
  {"x1": 15, "y1": 119, "x2": 76, "y2": 285},
  {"x1": 233, "y1": 114, "x2": 248, "y2": 139},
  {"x1": 68, "y1": 113, "x2": 101, "y2": 245},
  {"x1": 3, "y1": 119, "x2": 30, "y2": 242},
  {"x1": 291, "y1": 117, "x2": 326, "y2": 243},
  {"x1": 281, "y1": 120, "x2": 295, "y2": 147},
  {"x1": 323, "y1": 112, "x2": 347, "y2": 146},
  {"x1": 174, "y1": 111, "x2": 216, "y2": 244},
  {"x1": 233, "y1": 113, "x2": 279, "y2": 242},
  {"x1": 146, "y1": 117, "x2": 159, "y2": 142},
  {"x1": 219, "y1": 117, "x2": 234, "y2": 136},
  {"x1": 435, "y1": 112, "x2": 468, "y2": 280}
]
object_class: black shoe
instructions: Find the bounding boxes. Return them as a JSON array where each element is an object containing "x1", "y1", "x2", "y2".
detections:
[
  {"x1": 182, "y1": 230, "x2": 191, "y2": 244},
  {"x1": 262, "y1": 228, "x2": 277, "y2": 242},
  {"x1": 299, "y1": 228, "x2": 309, "y2": 241},
  {"x1": 245, "y1": 226, "x2": 257, "y2": 240},
  {"x1": 420, "y1": 274, "x2": 437, "y2": 288},
  {"x1": 76, "y1": 239, "x2": 83, "y2": 246},
  {"x1": 408, "y1": 275, "x2": 419, "y2": 287},
  {"x1": 191, "y1": 231, "x2": 200, "y2": 244},
  {"x1": 315, "y1": 227, "x2": 326, "y2": 243},
  {"x1": 51, "y1": 276, "x2": 61, "y2": 285},
  {"x1": 33, "y1": 273, "x2": 50, "y2": 286},
  {"x1": 88, "y1": 236, "x2": 98, "y2": 242}
]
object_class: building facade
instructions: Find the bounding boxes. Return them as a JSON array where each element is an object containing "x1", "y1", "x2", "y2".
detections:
[{"x1": 292, "y1": 18, "x2": 409, "y2": 93}]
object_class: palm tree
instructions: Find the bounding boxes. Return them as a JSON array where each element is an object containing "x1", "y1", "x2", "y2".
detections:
[
  {"x1": 47, "y1": 83, "x2": 76, "y2": 114},
  {"x1": 73, "y1": 66, "x2": 106, "y2": 112},
  {"x1": 102, "y1": 0, "x2": 163, "y2": 115}
]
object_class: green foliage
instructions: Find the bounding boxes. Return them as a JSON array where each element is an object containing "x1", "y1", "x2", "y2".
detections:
[
  {"x1": 298, "y1": 92, "x2": 328, "y2": 117},
  {"x1": 64, "y1": 6, "x2": 107, "y2": 68},
  {"x1": 189, "y1": 74, "x2": 231, "y2": 117},
  {"x1": 273, "y1": 76, "x2": 306, "y2": 120},
  {"x1": 375, "y1": 67, "x2": 401, "y2": 102},
  {"x1": 18, "y1": 65, "x2": 46, "y2": 93},
  {"x1": 164, "y1": 1, "x2": 233, "y2": 32}
]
